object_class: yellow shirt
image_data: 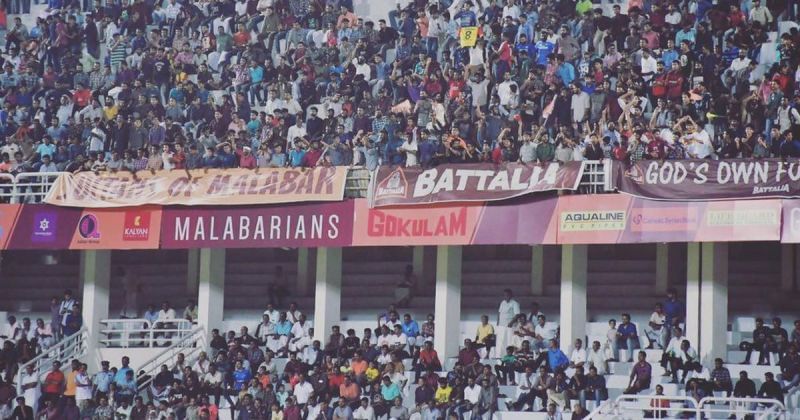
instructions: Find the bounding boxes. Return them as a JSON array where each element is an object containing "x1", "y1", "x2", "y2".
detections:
[
  {"x1": 365, "y1": 367, "x2": 380, "y2": 382},
  {"x1": 64, "y1": 371, "x2": 78, "y2": 396},
  {"x1": 434, "y1": 386, "x2": 452, "y2": 404},
  {"x1": 103, "y1": 105, "x2": 118, "y2": 121},
  {"x1": 476, "y1": 323, "x2": 495, "y2": 343}
]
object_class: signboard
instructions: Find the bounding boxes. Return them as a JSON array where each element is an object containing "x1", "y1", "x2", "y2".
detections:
[
  {"x1": 45, "y1": 167, "x2": 348, "y2": 208},
  {"x1": 370, "y1": 162, "x2": 584, "y2": 207},
  {"x1": 613, "y1": 159, "x2": 800, "y2": 200}
]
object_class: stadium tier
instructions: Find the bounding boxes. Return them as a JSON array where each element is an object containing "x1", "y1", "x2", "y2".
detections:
[{"x1": 1, "y1": 0, "x2": 800, "y2": 418}]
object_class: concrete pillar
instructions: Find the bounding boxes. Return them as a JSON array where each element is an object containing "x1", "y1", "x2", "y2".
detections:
[
  {"x1": 655, "y1": 243, "x2": 670, "y2": 295},
  {"x1": 198, "y1": 248, "x2": 225, "y2": 338},
  {"x1": 297, "y1": 248, "x2": 313, "y2": 297},
  {"x1": 781, "y1": 244, "x2": 794, "y2": 292},
  {"x1": 434, "y1": 245, "x2": 462, "y2": 360},
  {"x1": 313, "y1": 248, "x2": 342, "y2": 343},
  {"x1": 187, "y1": 249, "x2": 200, "y2": 295},
  {"x1": 700, "y1": 242, "x2": 728, "y2": 365},
  {"x1": 531, "y1": 245, "x2": 544, "y2": 296},
  {"x1": 81, "y1": 250, "x2": 111, "y2": 372},
  {"x1": 685, "y1": 243, "x2": 701, "y2": 348},
  {"x1": 560, "y1": 245, "x2": 587, "y2": 353}
]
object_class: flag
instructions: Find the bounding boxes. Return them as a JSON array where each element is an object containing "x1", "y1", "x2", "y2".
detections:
[{"x1": 542, "y1": 97, "x2": 555, "y2": 119}]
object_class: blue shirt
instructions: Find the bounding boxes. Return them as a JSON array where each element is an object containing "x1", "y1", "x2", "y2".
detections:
[
  {"x1": 36, "y1": 143, "x2": 56, "y2": 158},
  {"x1": 289, "y1": 149, "x2": 306, "y2": 167},
  {"x1": 401, "y1": 320, "x2": 420, "y2": 337},
  {"x1": 534, "y1": 41, "x2": 555, "y2": 65},
  {"x1": 617, "y1": 322, "x2": 638, "y2": 339},
  {"x1": 249, "y1": 66, "x2": 264, "y2": 84},
  {"x1": 661, "y1": 49, "x2": 679, "y2": 69},
  {"x1": 556, "y1": 62, "x2": 576, "y2": 86},
  {"x1": 233, "y1": 368, "x2": 251, "y2": 391},
  {"x1": 381, "y1": 382, "x2": 401, "y2": 401},
  {"x1": 454, "y1": 10, "x2": 477, "y2": 27},
  {"x1": 93, "y1": 370, "x2": 114, "y2": 393},
  {"x1": 114, "y1": 367, "x2": 133, "y2": 386},
  {"x1": 548, "y1": 349, "x2": 569, "y2": 371},
  {"x1": 663, "y1": 299, "x2": 684, "y2": 325},
  {"x1": 275, "y1": 320, "x2": 293, "y2": 335}
]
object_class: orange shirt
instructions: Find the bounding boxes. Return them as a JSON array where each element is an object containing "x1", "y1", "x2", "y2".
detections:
[
  {"x1": 339, "y1": 382, "x2": 360, "y2": 401},
  {"x1": 64, "y1": 370, "x2": 78, "y2": 396},
  {"x1": 350, "y1": 360, "x2": 368, "y2": 376}
]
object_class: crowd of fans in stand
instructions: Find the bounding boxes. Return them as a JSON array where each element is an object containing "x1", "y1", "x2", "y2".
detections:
[
  {"x1": 0, "y1": 285, "x2": 799, "y2": 419},
  {"x1": 0, "y1": 0, "x2": 799, "y2": 182}
]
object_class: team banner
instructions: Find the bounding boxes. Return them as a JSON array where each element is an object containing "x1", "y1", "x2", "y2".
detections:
[
  {"x1": 370, "y1": 162, "x2": 585, "y2": 207},
  {"x1": 44, "y1": 167, "x2": 348, "y2": 208},
  {"x1": 160, "y1": 201, "x2": 354, "y2": 249},
  {"x1": 613, "y1": 159, "x2": 800, "y2": 200},
  {"x1": 352, "y1": 197, "x2": 558, "y2": 246}
]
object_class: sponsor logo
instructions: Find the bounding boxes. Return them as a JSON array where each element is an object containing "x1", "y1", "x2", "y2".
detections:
[
  {"x1": 374, "y1": 168, "x2": 408, "y2": 199},
  {"x1": 790, "y1": 207, "x2": 800, "y2": 236},
  {"x1": 367, "y1": 207, "x2": 468, "y2": 237},
  {"x1": 560, "y1": 211, "x2": 626, "y2": 231},
  {"x1": 77, "y1": 214, "x2": 101, "y2": 240},
  {"x1": 123, "y1": 212, "x2": 151, "y2": 241},
  {"x1": 705, "y1": 209, "x2": 779, "y2": 227},
  {"x1": 31, "y1": 211, "x2": 57, "y2": 242},
  {"x1": 629, "y1": 208, "x2": 699, "y2": 232}
]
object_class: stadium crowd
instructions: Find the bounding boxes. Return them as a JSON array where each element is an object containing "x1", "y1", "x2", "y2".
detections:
[
  {"x1": 0, "y1": 0, "x2": 799, "y2": 178},
  {"x1": 0, "y1": 286, "x2": 798, "y2": 419}
]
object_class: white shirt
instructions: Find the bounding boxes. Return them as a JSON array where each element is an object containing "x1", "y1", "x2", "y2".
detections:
[
  {"x1": 388, "y1": 333, "x2": 408, "y2": 348},
  {"x1": 498, "y1": 299, "x2": 520, "y2": 326},
  {"x1": 649, "y1": 312, "x2": 666, "y2": 327},
  {"x1": 75, "y1": 372, "x2": 93, "y2": 401},
  {"x1": 158, "y1": 308, "x2": 176, "y2": 320},
  {"x1": 502, "y1": 5, "x2": 520, "y2": 19},
  {"x1": 377, "y1": 334, "x2": 392, "y2": 348},
  {"x1": 497, "y1": 81, "x2": 518, "y2": 106},
  {"x1": 686, "y1": 130, "x2": 713, "y2": 158},
  {"x1": 399, "y1": 139, "x2": 418, "y2": 166},
  {"x1": 293, "y1": 381, "x2": 314, "y2": 404},
  {"x1": 353, "y1": 405, "x2": 376, "y2": 420},
  {"x1": 287, "y1": 125, "x2": 307, "y2": 146},
  {"x1": 464, "y1": 384, "x2": 482, "y2": 404},
  {"x1": 535, "y1": 323, "x2": 556, "y2": 341},
  {"x1": 665, "y1": 336, "x2": 684, "y2": 357},
  {"x1": 730, "y1": 57, "x2": 751, "y2": 72},
  {"x1": 641, "y1": 55, "x2": 658, "y2": 81},
  {"x1": 570, "y1": 348, "x2": 587, "y2": 365},
  {"x1": 353, "y1": 61, "x2": 371, "y2": 80},
  {"x1": 301, "y1": 347, "x2": 319, "y2": 365},
  {"x1": 587, "y1": 349, "x2": 606, "y2": 375},
  {"x1": 291, "y1": 321, "x2": 312, "y2": 338}
]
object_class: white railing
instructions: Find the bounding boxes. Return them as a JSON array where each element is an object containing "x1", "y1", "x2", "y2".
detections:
[
  {"x1": 0, "y1": 164, "x2": 614, "y2": 203},
  {"x1": 578, "y1": 160, "x2": 612, "y2": 194},
  {"x1": 0, "y1": 173, "x2": 15, "y2": 202},
  {"x1": 13, "y1": 172, "x2": 61, "y2": 203},
  {"x1": 15, "y1": 326, "x2": 88, "y2": 396},
  {"x1": 586, "y1": 394, "x2": 787, "y2": 419},
  {"x1": 135, "y1": 326, "x2": 206, "y2": 394},
  {"x1": 99, "y1": 318, "x2": 195, "y2": 348}
]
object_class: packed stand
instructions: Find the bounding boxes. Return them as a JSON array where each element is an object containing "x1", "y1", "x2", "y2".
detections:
[
  {"x1": 0, "y1": 0, "x2": 799, "y2": 188},
  {"x1": 1, "y1": 285, "x2": 796, "y2": 419},
  {"x1": 0, "y1": 289, "x2": 81, "y2": 389}
]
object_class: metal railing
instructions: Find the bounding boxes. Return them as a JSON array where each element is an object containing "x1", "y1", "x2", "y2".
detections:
[
  {"x1": 99, "y1": 318, "x2": 195, "y2": 348},
  {"x1": 0, "y1": 163, "x2": 612, "y2": 203},
  {"x1": 578, "y1": 160, "x2": 612, "y2": 194},
  {"x1": 135, "y1": 326, "x2": 206, "y2": 395},
  {"x1": 15, "y1": 326, "x2": 88, "y2": 396},
  {"x1": 586, "y1": 394, "x2": 787, "y2": 419}
]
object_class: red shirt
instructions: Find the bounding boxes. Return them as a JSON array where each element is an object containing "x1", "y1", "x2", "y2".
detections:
[
  {"x1": 73, "y1": 89, "x2": 92, "y2": 108},
  {"x1": 233, "y1": 31, "x2": 250, "y2": 46},
  {"x1": 43, "y1": 370, "x2": 65, "y2": 394},
  {"x1": 238, "y1": 152, "x2": 256, "y2": 169},
  {"x1": 419, "y1": 349, "x2": 441, "y2": 368},
  {"x1": 302, "y1": 148, "x2": 322, "y2": 167}
]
